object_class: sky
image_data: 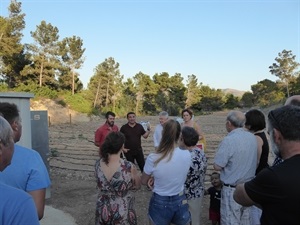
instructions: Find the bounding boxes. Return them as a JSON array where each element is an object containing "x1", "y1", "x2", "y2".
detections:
[{"x1": 1, "y1": 0, "x2": 299, "y2": 92}]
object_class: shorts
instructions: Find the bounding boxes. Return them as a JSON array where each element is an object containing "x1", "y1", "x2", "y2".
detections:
[
  {"x1": 209, "y1": 209, "x2": 220, "y2": 222},
  {"x1": 148, "y1": 192, "x2": 191, "y2": 225}
]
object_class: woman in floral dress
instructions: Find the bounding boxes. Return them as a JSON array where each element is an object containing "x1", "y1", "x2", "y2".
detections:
[{"x1": 95, "y1": 131, "x2": 141, "y2": 225}]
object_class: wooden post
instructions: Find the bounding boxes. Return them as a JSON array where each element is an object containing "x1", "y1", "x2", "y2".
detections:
[{"x1": 69, "y1": 114, "x2": 72, "y2": 124}]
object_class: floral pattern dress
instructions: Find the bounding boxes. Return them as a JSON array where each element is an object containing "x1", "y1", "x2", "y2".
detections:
[
  {"x1": 184, "y1": 147, "x2": 208, "y2": 199},
  {"x1": 95, "y1": 159, "x2": 137, "y2": 225}
]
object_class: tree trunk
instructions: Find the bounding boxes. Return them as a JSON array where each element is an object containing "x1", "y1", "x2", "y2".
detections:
[
  {"x1": 94, "y1": 78, "x2": 101, "y2": 108},
  {"x1": 39, "y1": 61, "x2": 44, "y2": 87},
  {"x1": 105, "y1": 79, "x2": 109, "y2": 107},
  {"x1": 72, "y1": 68, "x2": 75, "y2": 95}
]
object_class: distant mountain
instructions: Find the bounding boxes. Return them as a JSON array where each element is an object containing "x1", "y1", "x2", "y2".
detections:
[{"x1": 222, "y1": 88, "x2": 247, "y2": 97}]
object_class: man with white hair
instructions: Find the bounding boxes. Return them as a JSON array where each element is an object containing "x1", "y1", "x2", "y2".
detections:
[
  {"x1": 0, "y1": 116, "x2": 39, "y2": 224},
  {"x1": 214, "y1": 110, "x2": 258, "y2": 225},
  {"x1": 153, "y1": 111, "x2": 169, "y2": 150}
]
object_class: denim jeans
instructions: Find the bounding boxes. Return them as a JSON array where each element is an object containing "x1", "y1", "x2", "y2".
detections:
[{"x1": 148, "y1": 192, "x2": 191, "y2": 225}]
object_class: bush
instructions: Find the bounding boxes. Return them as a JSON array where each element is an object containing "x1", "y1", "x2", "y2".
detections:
[
  {"x1": 62, "y1": 93, "x2": 93, "y2": 114},
  {"x1": 14, "y1": 83, "x2": 58, "y2": 99}
]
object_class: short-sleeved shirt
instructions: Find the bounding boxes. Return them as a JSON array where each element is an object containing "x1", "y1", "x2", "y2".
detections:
[
  {"x1": 153, "y1": 124, "x2": 163, "y2": 148},
  {"x1": 0, "y1": 144, "x2": 51, "y2": 191},
  {"x1": 120, "y1": 123, "x2": 146, "y2": 153},
  {"x1": 144, "y1": 147, "x2": 191, "y2": 196},
  {"x1": 207, "y1": 186, "x2": 221, "y2": 212},
  {"x1": 245, "y1": 154, "x2": 300, "y2": 225},
  {"x1": 214, "y1": 128, "x2": 257, "y2": 185},
  {"x1": 94, "y1": 123, "x2": 119, "y2": 148},
  {"x1": 0, "y1": 183, "x2": 40, "y2": 225},
  {"x1": 184, "y1": 147, "x2": 207, "y2": 199}
]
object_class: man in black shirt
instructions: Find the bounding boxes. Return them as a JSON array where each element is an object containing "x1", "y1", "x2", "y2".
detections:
[{"x1": 120, "y1": 112, "x2": 151, "y2": 172}]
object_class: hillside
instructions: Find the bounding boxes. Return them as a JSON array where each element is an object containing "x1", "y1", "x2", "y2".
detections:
[
  {"x1": 222, "y1": 88, "x2": 247, "y2": 97},
  {"x1": 30, "y1": 99, "x2": 91, "y2": 125}
]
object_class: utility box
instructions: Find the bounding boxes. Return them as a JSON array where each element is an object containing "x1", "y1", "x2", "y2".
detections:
[
  {"x1": 31, "y1": 110, "x2": 51, "y2": 199},
  {"x1": 31, "y1": 110, "x2": 50, "y2": 171}
]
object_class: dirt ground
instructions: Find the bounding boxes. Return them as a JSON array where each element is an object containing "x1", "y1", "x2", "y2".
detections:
[{"x1": 45, "y1": 112, "x2": 230, "y2": 225}]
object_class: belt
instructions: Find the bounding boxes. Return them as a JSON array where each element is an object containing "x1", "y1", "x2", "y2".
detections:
[
  {"x1": 223, "y1": 183, "x2": 236, "y2": 188},
  {"x1": 153, "y1": 191, "x2": 184, "y2": 198}
]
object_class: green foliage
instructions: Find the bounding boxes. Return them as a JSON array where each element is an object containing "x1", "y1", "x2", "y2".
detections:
[
  {"x1": 59, "y1": 35, "x2": 85, "y2": 94},
  {"x1": 224, "y1": 94, "x2": 240, "y2": 109},
  {"x1": 21, "y1": 20, "x2": 61, "y2": 89},
  {"x1": 269, "y1": 50, "x2": 300, "y2": 97},
  {"x1": 63, "y1": 92, "x2": 92, "y2": 114},
  {"x1": 88, "y1": 57, "x2": 123, "y2": 110},
  {"x1": 241, "y1": 92, "x2": 254, "y2": 108},
  {"x1": 56, "y1": 99, "x2": 66, "y2": 107},
  {"x1": 251, "y1": 79, "x2": 285, "y2": 107},
  {"x1": 0, "y1": 1, "x2": 26, "y2": 88},
  {"x1": 14, "y1": 82, "x2": 58, "y2": 99},
  {"x1": 192, "y1": 96, "x2": 224, "y2": 112},
  {"x1": 185, "y1": 74, "x2": 200, "y2": 107},
  {"x1": 0, "y1": 83, "x2": 9, "y2": 92}
]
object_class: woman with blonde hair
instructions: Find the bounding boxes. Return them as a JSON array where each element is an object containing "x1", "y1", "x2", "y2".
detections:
[{"x1": 141, "y1": 119, "x2": 192, "y2": 225}]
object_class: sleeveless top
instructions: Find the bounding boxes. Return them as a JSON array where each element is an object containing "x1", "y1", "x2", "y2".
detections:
[{"x1": 255, "y1": 131, "x2": 269, "y2": 175}]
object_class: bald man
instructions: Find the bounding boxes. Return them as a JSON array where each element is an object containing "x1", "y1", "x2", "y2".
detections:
[{"x1": 284, "y1": 95, "x2": 300, "y2": 106}]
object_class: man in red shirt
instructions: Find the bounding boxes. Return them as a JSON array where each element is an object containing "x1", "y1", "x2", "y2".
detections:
[{"x1": 94, "y1": 111, "x2": 119, "y2": 153}]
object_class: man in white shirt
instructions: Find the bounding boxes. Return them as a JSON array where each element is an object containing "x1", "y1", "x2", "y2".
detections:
[{"x1": 153, "y1": 111, "x2": 169, "y2": 150}]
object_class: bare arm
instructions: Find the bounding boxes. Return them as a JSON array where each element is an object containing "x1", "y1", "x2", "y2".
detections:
[
  {"x1": 28, "y1": 189, "x2": 46, "y2": 220},
  {"x1": 214, "y1": 163, "x2": 223, "y2": 171},
  {"x1": 141, "y1": 172, "x2": 152, "y2": 185},
  {"x1": 131, "y1": 165, "x2": 141, "y2": 190},
  {"x1": 256, "y1": 136, "x2": 263, "y2": 167},
  {"x1": 233, "y1": 183, "x2": 255, "y2": 206},
  {"x1": 194, "y1": 121, "x2": 204, "y2": 140},
  {"x1": 142, "y1": 130, "x2": 151, "y2": 139}
]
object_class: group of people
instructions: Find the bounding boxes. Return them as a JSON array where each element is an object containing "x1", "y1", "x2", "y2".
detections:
[
  {"x1": 1, "y1": 94, "x2": 300, "y2": 225},
  {"x1": 0, "y1": 102, "x2": 51, "y2": 224},
  {"x1": 94, "y1": 94, "x2": 300, "y2": 225},
  {"x1": 214, "y1": 95, "x2": 300, "y2": 225},
  {"x1": 94, "y1": 108, "x2": 213, "y2": 225}
]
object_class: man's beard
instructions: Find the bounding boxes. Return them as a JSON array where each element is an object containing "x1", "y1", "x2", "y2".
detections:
[
  {"x1": 270, "y1": 133, "x2": 281, "y2": 158},
  {"x1": 107, "y1": 121, "x2": 114, "y2": 127}
]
